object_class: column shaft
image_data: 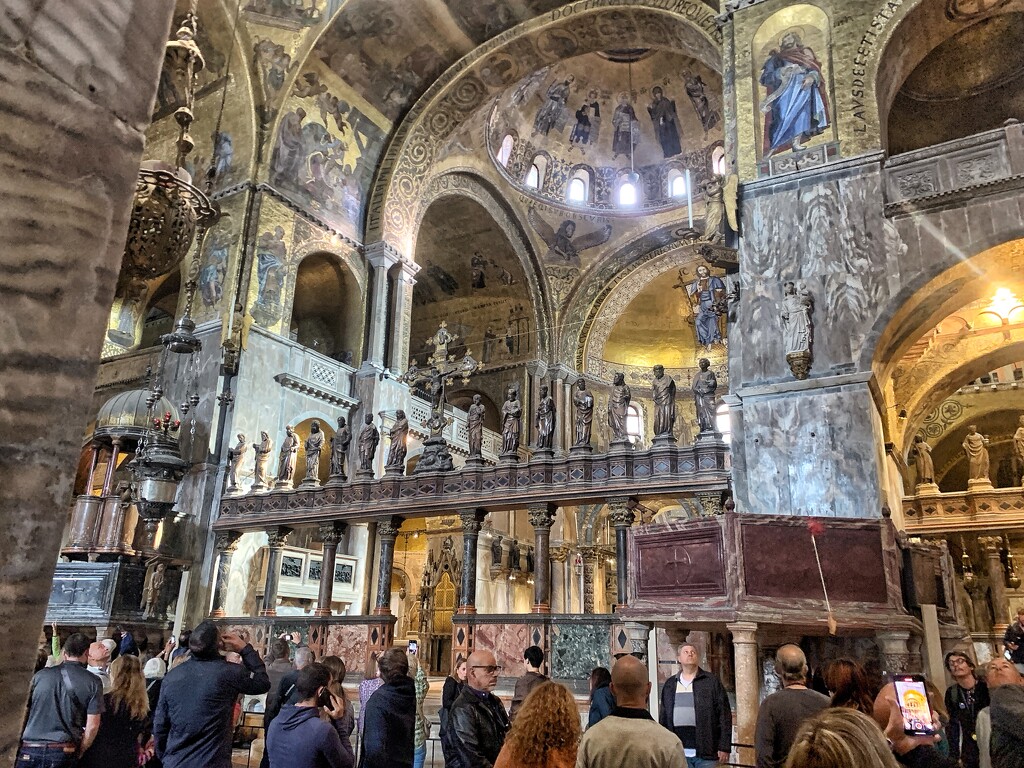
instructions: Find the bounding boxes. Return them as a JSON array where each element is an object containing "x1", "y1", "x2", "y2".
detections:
[
  {"x1": 528, "y1": 504, "x2": 556, "y2": 613},
  {"x1": 101, "y1": 438, "x2": 122, "y2": 496},
  {"x1": 374, "y1": 518, "x2": 401, "y2": 614},
  {"x1": 388, "y1": 261, "x2": 419, "y2": 372},
  {"x1": 608, "y1": 497, "x2": 635, "y2": 610},
  {"x1": 981, "y1": 536, "x2": 1010, "y2": 629},
  {"x1": 728, "y1": 621, "x2": 759, "y2": 767},
  {"x1": 315, "y1": 522, "x2": 346, "y2": 617},
  {"x1": 260, "y1": 527, "x2": 292, "y2": 617},
  {"x1": 458, "y1": 509, "x2": 485, "y2": 614},
  {"x1": 86, "y1": 442, "x2": 102, "y2": 495},
  {"x1": 210, "y1": 532, "x2": 240, "y2": 617}
]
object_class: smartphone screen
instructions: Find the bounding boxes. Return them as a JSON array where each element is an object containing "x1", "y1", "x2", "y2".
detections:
[
  {"x1": 893, "y1": 675, "x2": 936, "y2": 736},
  {"x1": 408, "y1": 640, "x2": 418, "y2": 656}
]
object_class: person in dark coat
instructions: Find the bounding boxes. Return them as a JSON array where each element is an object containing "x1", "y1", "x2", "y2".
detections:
[
  {"x1": 358, "y1": 648, "x2": 417, "y2": 768},
  {"x1": 509, "y1": 646, "x2": 548, "y2": 723},
  {"x1": 658, "y1": 643, "x2": 732, "y2": 764},
  {"x1": 447, "y1": 650, "x2": 510, "y2": 768},
  {"x1": 440, "y1": 657, "x2": 467, "y2": 766},
  {"x1": 588, "y1": 667, "x2": 615, "y2": 728},
  {"x1": 266, "y1": 662, "x2": 352, "y2": 768},
  {"x1": 152, "y1": 621, "x2": 270, "y2": 768},
  {"x1": 79, "y1": 655, "x2": 150, "y2": 768}
]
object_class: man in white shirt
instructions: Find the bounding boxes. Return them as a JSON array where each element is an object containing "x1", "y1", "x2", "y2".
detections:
[{"x1": 577, "y1": 655, "x2": 683, "y2": 768}]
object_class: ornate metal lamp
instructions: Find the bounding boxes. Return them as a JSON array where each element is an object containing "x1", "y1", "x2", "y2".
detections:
[{"x1": 960, "y1": 536, "x2": 977, "y2": 591}]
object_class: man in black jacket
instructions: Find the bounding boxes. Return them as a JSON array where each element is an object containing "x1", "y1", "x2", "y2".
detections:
[
  {"x1": 359, "y1": 648, "x2": 416, "y2": 768},
  {"x1": 447, "y1": 650, "x2": 510, "y2": 768},
  {"x1": 658, "y1": 643, "x2": 732, "y2": 766},
  {"x1": 153, "y1": 620, "x2": 271, "y2": 768}
]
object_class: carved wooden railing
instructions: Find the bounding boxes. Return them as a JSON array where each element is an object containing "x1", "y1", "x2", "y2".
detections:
[{"x1": 902, "y1": 485, "x2": 1024, "y2": 534}]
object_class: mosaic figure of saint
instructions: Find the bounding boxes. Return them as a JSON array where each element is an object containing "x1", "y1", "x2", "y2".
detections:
[{"x1": 759, "y1": 30, "x2": 830, "y2": 156}]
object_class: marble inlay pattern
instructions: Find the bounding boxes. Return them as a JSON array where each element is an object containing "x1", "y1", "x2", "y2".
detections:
[
  {"x1": 475, "y1": 623, "x2": 531, "y2": 679},
  {"x1": 323, "y1": 624, "x2": 369, "y2": 674},
  {"x1": 550, "y1": 623, "x2": 610, "y2": 680}
]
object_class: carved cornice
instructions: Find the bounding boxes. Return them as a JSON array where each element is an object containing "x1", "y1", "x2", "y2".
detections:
[
  {"x1": 885, "y1": 173, "x2": 1024, "y2": 218},
  {"x1": 273, "y1": 372, "x2": 360, "y2": 409}
]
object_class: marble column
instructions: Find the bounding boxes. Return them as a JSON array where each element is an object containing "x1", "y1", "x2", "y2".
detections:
[
  {"x1": 550, "y1": 546, "x2": 569, "y2": 613},
  {"x1": 607, "y1": 496, "x2": 635, "y2": 610},
  {"x1": 86, "y1": 441, "x2": 103, "y2": 495},
  {"x1": 388, "y1": 259, "x2": 419, "y2": 373},
  {"x1": 101, "y1": 438, "x2": 123, "y2": 496},
  {"x1": 458, "y1": 509, "x2": 485, "y2": 614},
  {"x1": 728, "y1": 622, "x2": 759, "y2": 767},
  {"x1": 260, "y1": 526, "x2": 293, "y2": 617},
  {"x1": 374, "y1": 517, "x2": 402, "y2": 615},
  {"x1": 528, "y1": 503, "x2": 556, "y2": 613},
  {"x1": 581, "y1": 546, "x2": 600, "y2": 614},
  {"x1": 315, "y1": 522, "x2": 346, "y2": 617},
  {"x1": 210, "y1": 531, "x2": 241, "y2": 617},
  {"x1": 876, "y1": 630, "x2": 912, "y2": 674},
  {"x1": 980, "y1": 535, "x2": 1010, "y2": 629},
  {"x1": 362, "y1": 242, "x2": 400, "y2": 373}
]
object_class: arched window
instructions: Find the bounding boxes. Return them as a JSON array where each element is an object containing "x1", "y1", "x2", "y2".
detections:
[
  {"x1": 618, "y1": 181, "x2": 637, "y2": 207},
  {"x1": 712, "y1": 146, "x2": 726, "y2": 176},
  {"x1": 497, "y1": 134, "x2": 514, "y2": 167},
  {"x1": 567, "y1": 169, "x2": 589, "y2": 203},
  {"x1": 526, "y1": 164, "x2": 541, "y2": 189},
  {"x1": 716, "y1": 402, "x2": 732, "y2": 445},
  {"x1": 669, "y1": 172, "x2": 687, "y2": 198},
  {"x1": 626, "y1": 405, "x2": 643, "y2": 445}
]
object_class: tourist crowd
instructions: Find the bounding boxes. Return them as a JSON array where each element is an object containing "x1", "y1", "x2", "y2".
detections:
[{"x1": 18, "y1": 622, "x2": 1024, "y2": 768}]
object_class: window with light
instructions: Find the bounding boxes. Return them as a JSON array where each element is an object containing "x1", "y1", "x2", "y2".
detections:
[
  {"x1": 525, "y1": 164, "x2": 540, "y2": 189},
  {"x1": 626, "y1": 405, "x2": 643, "y2": 444},
  {"x1": 618, "y1": 182, "x2": 637, "y2": 206},
  {"x1": 497, "y1": 134, "x2": 514, "y2": 167},
  {"x1": 670, "y1": 174, "x2": 687, "y2": 198},
  {"x1": 716, "y1": 403, "x2": 732, "y2": 444},
  {"x1": 568, "y1": 177, "x2": 587, "y2": 202}
]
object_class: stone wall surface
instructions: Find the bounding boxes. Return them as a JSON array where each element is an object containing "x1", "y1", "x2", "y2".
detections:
[{"x1": 0, "y1": 1, "x2": 174, "y2": 761}]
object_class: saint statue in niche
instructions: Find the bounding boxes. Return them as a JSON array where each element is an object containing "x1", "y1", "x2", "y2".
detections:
[
  {"x1": 607, "y1": 373, "x2": 631, "y2": 445},
  {"x1": 647, "y1": 86, "x2": 682, "y2": 158},
  {"x1": 385, "y1": 410, "x2": 409, "y2": 474},
  {"x1": 501, "y1": 384, "x2": 523, "y2": 458},
  {"x1": 572, "y1": 377, "x2": 594, "y2": 448},
  {"x1": 534, "y1": 76, "x2": 573, "y2": 136},
  {"x1": 330, "y1": 416, "x2": 351, "y2": 479},
  {"x1": 759, "y1": 29, "x2": 830, "y2": 157},
  {"x1": 780, "y1": 281, "x2": 813, "y2": 355},
  {"x1": 692, "y1": 358, "x2": 718, "y2": 434},
  {"x1": 226, "y1": 433, "x2": 247, "y2": 491},
  {"x1": 909, "y1": 434, "x2": 935, "y2": 486},
  {"x1": 276, "y1": 425, "x2": 299, "y2": 484},
  {"x1": 357, "y1": 414, "x2": 380, "y2": 474},
  {"x1": 535, "y1": 385, "x2": 555, "y2": 452},
  {"x1": 963, "y1": 425, "x2": 991, "y2": 483},
  {"x1": 652, "y1": 365, "x2": 677, "y2": 440},
  {"x1": 302, "y1": 420, "x2": 324, "y2": 483},
  {"x1": 467, "y1": 394, "x2": 485, "y2": 459},
  {"x1": 677, "y1": 265, "x2": 726, "y2": 349},
  {"x1": 252, "y1": 431, "x2": 274, "y2": 490}
]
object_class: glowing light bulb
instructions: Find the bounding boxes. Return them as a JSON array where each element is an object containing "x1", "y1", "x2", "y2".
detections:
[{"x1": 990, "y1": 287, "x2": 1020, "y2": 318}]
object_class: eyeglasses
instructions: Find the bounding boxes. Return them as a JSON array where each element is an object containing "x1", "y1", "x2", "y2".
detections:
[{"x1": 471, "y1": 665, "x2": 503, "y2": 674}]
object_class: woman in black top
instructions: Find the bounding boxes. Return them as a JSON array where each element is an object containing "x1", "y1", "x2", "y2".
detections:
[
  {"x1": 80, "y1": 654, "x2": 151, "y2": 768},
  {"x1": 440, "y1": 657, "x2": 468, "y2": 766}
]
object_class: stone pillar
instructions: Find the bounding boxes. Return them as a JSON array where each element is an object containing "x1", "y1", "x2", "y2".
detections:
[
  {"x1": 388, "y1": 259, "x2": 419, "y2": 373},
  {"x1": 528, "y1": 503, "x2": 556, "y2": 613},
  {"x1": 362, "y1": 242, "x2": 400, "y2": 373},
  {"x1": 607, "y1": 496, "x2": 635, "y2": 610},
  {"x1": 980, "y1": 535, "x2": 1010, "y2": 629},
  {"x1": 210, "y1": 531, "x2": 241, "y2": 617},
  {"x1": 374, "y1": 517, "x2": 401, "y2": 615},
  {"x1": 86, "y1": 441, "x2": 102, "y2": 495},
  {"x1": 525, "y1": 361, "x2": 547, "y2": 446},
  {"x1": 101, "y1": 438, "x2": 123, "y2": 496},
  {"x1": 458, "y1": 509, "x2": 485, "y2": 614},
  {"x1": 315, "y1": 522, "x2": 346, "y2": 617},
  {"x1": 581, "y1": 546, "x2": 600, "y2": 614},
  {"x1": 876, "y1": 630, "x2": 912, "y2": 674},
  {"x1": 728, "y1": 621, "x2": 759, "y2": 767},
  {"x1": 260, "y1": 526, "x2": 292, "y2": 617},
  {"x1": 550, "y1": 546, "x2": 569, "y2": 613}
]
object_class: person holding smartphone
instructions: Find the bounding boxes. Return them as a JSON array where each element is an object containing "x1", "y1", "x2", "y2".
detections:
[
  {"x1": 872, "y1": 680, "x2": 959, "y2": 768},
  {"x1": 265, "y1": 662, "x2": 351, "y2": 768}
]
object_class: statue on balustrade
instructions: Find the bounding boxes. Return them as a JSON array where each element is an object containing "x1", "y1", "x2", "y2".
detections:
[
  {"x1": 276, "y1": 425, "x2": 299, "y2": 485},
  {"x1": 302, "y1": 420, "x2": 325, "y2": 483},
  {"x1": 501, "y1": 384, "x2": 523, "y2": 458},
  {"x1": 491, "y1": 534, "x2": 503, "y2": 569},
  {"x1": 357, "y1": 414, "x2": 380, "y2": 476},
  {"x1": 509, "y1": 538, "x2": 521, "y2": 571},
  {"x1": 252, "y1": 431, "x2": 274, "y2": 490},
  {"x1": 572, "y1": 376, "x2": 594, "y2": 449},
  {"x1": 535, "y1": 384, "x2": 555, "y2": 452},
  {"x1": 385, "y1": 410, "x2": 409, "y2": 474},
  {"x1": 692, "y1": 358, "x2": 718, "y2": 434},
  {"x1": 652, "y1": 365, "x2": 677, "y2": 441},
  {"x1": 963, "y1": 425, "x2": 991, "y2": 484},
  {"x1": 607, "y1": 372, "x2": 631, "y2": 444},
  {"x1": 467, "y1": 394, "x2": 485, "y2": 459},
  {"x1": 330, "y1": 416, "x2": 351, "y2": 479},
  {"x1": 226, "y1": 433, "x2": 247, "y2": 491},
  {"x1": 1015, "y1": 414, "x2": 1024, "y2": 485},
  {"x1": 909, "y1": 434, "x2": 935, "y2": 486}
]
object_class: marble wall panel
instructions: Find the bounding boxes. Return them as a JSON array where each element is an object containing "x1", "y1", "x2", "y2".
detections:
[
  {"x1": 474, "y1": 622, "x2": 531, "y2": 679},
  {"x1": 550, "y1": 622, "x2": 611, "y2": 681},
  {"x1": 324, "y1": 623, "x2": 369, "y2": 674}
]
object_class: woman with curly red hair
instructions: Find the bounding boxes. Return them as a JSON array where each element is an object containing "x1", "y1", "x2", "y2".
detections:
[{"x1": 494, "y1": 681, "x2": 581, "y2": 768}]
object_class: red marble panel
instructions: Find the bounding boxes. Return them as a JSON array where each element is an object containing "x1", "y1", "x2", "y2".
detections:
[
  {"x1": 635, "y1": 526, "x2": 726, "y2": 598},
  {"x1": 474, "y1": 623, "x2": 531, "y2": 678},
  {"x1": 324, "y1": 624, "x2": 369, "y2": 676}
]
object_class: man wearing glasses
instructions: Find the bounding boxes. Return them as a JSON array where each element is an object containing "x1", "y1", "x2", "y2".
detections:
[
  {"x1": 943, "y1": 651, "x2": 988, "y2": 768},
  {"x1": 446, "y1": 650, "x2": 510, "y2": 768}
]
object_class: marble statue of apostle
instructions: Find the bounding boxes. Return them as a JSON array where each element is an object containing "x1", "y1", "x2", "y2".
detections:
[
  {"x1": 572, "y1": 377, "x2": 594, "y2": 447},
  {"x1": 1015, "y1": 415, "x2": 1024, "y2": 483},
  {"x1": 253, "y1": 431, "x2": 273, "y2": 488},
  {"x1": 535, "y1": 385, "x2": 555, "y2": 450},
  {"x1": 963, "y1": 425, "x2": 991, "y2": 481},
  {"x1": 501, "y1": 385, "x2": 523, "y2": 456},
  {"x1": 226, "y1": 433, "x2": 246, "y2": 489},
  {"x1": 652, "y1": 365, "x2": 677, "y2": 438},
  {"x1": 491, "y1": 535, "x2": 503, "y2": 569},
  {"x1": 386, "y1": 410, "x2": 409, "y2": 471},
  {"x1": 330, "y1": 416, "x2": 351, "y2": 477},
  {"x1": 692, "y1": 358, "x2": 718, "y2": 433},
  {"x1": 277, "y1": 425, "x2": 299, "y2": 482},
  {"x1": 467, "y1": 394, "x2": 485, "y2": 458},
  {"x1": 358, "y1": 414, "x2": 380, "y2": 472},
  {"x1": 780, "y1": 281, "x2": 813, "y2": 355},
  {"x1": 303, "y1": 420, "x2": 325, "y2": 480},
  {"x1": 141, "y1": 561, "x2": 166, "y2": 619},
  {"x1": 508, "y1": 539, "x2": 521, "y2": 571},
  {"x1": 909, "y1": 434, "x2": 935, "y2": 485},
  {"x1": 607, "y1": 372, "x2": 631, "y2": 442}
]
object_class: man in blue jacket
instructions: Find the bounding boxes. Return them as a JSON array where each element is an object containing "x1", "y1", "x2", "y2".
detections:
[
  {"x1": 359, "y1": 648, "x2": 417, "y2": 768},
  {"x1": 153, "y1": 620, "x2": 271, "y2": 768},
  {"x1": 266, "y1": 662, "x2": 351, "y2": 768}
]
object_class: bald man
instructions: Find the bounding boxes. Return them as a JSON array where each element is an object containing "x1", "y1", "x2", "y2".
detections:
[
  {"x1": 754, "y1": 644, "x2": 829, "y2": 768},
  {"x1": 446, "y1": 650, "x2": 509, "y2": 768},
  {"x1": 976, "y1": 658, "x2": 1024, "y2": 768},
  {"x1": 578, "y1": 656, "x2": 683, "y2": 768}
]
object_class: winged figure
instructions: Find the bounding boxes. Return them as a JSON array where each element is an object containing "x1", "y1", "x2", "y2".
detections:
[{"x1": 528, "y1": 208, "x2": 612, "y2": 266}]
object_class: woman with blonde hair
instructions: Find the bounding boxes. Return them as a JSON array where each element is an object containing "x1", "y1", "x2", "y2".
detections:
[
  {"x1": 321, "y1": 655, "x2": 355, "y2": 765},
  {"x1": 494, "y1": 681, "x2": 581, "y2": 768},
  {"x1": 80, "y1": 654, "x2": 151, "y2": 768},
  {"x1": 785, "y1": 707, "x2": 899, "y2": 768}
]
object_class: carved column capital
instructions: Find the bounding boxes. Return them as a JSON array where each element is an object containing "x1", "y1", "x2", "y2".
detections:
[
  {"x1": 214, "y1": 531, "x2": 241, "y2": 553},
  {"x1": 979, "y1": 535, "x2": 1004, "y2": 554},
  {"x1": 377, "y1": 517, "x2": 402, "y2": 539},
  {"x1": 318, "y1": 521, "x2": 347, "y2": 545},
  {"x1": 527, "y1": 503, "x2": 556, "y2": 530},
  {"x1": 580, "y1": 545, "x2": 602, "y2": 564},
  {"x1": 459, "y1": 508, "x2": 486, "y2": 535},
  {"x1": 549, "y1": 545, "x2": 570, "y2": 563},
  {"x1": 265, "y1": 526, "x2": 292, "y2": 549},
  {"x1": 608, "y1": 500, "x2": 636, "y2": 529},
  {"x1": 727, "y1": 621, "x2": 759, "y2": 645},
  {"x1": 364, "y1": 240, "x2": 402, "y2": 270}
]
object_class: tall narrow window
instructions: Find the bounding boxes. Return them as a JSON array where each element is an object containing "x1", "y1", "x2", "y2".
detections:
[
  {"x1": 618, "y1": 181, "x2": 637, "y2": 206},
  {"x1": 497, "y1": 134, "x2": 514, "y2": 167},
  {"x1": 568, "y1": 177, "x2": 587, "y2": 202},
  {"x1": 525, "y1": 164, "x2": 540, "y2": 189},
  {"x1": 670, "y1": 174, "x2": 687, "y2": 198},
  {"x1": 712, "y1": 146, "x2": 726, "y2": 176},
  {"x1": 716, "y1": 403, "x2": 732, "y2": 444},
  {"x1": 626, "y1": 405, "x2": 643, "y2": 445}
]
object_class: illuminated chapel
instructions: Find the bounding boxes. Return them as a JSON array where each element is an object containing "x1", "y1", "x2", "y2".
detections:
[{"x1": 3, "y1": 0, "x2": 1024, "y2": 761}]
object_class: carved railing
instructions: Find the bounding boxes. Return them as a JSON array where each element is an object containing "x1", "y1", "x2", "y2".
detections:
[
  {"x1": 264, "y1": 326, "x2": 358, "y2": 408},
  {"x1": 902, "y1": 486, "x2": 1024, "y2": 534},
  {"x1": 884, "y1": 121, "x2": 1024, "y2": 211},
  {"x1": 215, "y1": 440, "x2": 731, "y2": 529},
  {"x1": 406, "y1": 394, "x2": 502, "y2": 462}
]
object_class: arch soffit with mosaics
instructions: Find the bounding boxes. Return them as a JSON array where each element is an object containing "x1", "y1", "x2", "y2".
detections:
[
  {"x1": 363, "y1": 1, "x2": 724, "y2": 252},
  {"x1": 414, "y1": 169, "x2": 554, "y2": 361}
]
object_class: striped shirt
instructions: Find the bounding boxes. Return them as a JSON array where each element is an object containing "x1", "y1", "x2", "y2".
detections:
[{"x1": 674, "y1": 675, "x2": 698, "y2": 758}]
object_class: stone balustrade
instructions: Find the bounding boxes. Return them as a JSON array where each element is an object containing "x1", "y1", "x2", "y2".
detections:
[
  {"x1": 406, "y1": 394, "x2": 502, "y2": 461},
  {"x1": 267, "y1": 326, "x2": 358, "y2": 408},
  {"x1": 902, "y1": 485, "x2": 1024, "y2": 534}
]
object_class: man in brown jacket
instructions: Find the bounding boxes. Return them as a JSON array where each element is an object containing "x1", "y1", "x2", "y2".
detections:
[{"x1": 509, "y1": 645, "x2": 548, "y2": 722}]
